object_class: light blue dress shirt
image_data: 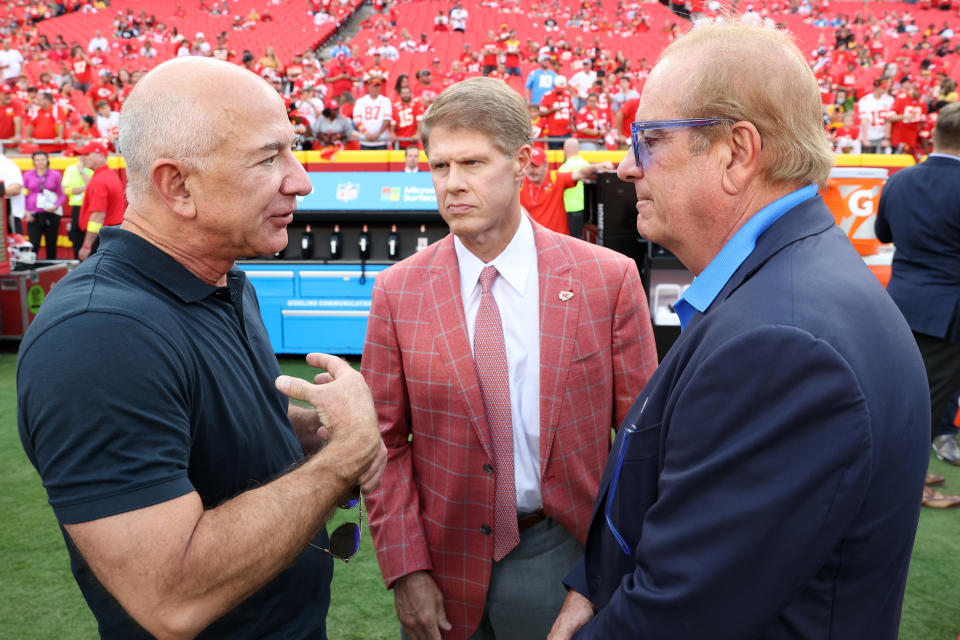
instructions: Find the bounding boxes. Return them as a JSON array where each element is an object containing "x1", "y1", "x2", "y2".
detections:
[{"x1": 673, "y1": 184, "x2": 819, "y2": 329}]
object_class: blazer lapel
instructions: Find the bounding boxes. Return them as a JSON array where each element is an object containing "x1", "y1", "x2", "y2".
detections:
[
  {"x1": 423, "y1": 236, "x2": 494, "y2": 457},
  {"x1": 533, "y1": 222, "x2": 580, "y2": 465},
  {"x1": 715, "y1": 195, "x2": 837, "y2": 308}
]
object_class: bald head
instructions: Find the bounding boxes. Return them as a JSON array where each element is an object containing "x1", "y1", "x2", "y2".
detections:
[
  {"x1": 119, "y1": 57, "x2": 283, "y2": 208},
  {"x1": 562, "y1": 137, "x2": 580, "y2": 160}
]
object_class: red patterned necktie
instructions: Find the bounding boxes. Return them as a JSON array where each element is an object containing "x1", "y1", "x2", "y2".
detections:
[{"x1": 474, "y1": 265, "x2": 519, "y2": 561}]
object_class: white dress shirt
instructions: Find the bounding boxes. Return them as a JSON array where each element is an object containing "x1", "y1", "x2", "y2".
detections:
[{"x1": 454, "y1": 214, "x2": 542, "y2": 513}]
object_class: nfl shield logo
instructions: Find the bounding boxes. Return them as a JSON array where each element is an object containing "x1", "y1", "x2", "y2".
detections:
[{"x1": 336, "y1": 182, "x2": 359, "y2": 203}]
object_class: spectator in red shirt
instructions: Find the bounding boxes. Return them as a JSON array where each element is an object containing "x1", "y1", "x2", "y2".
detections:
[
  {"x1": 87, "y1": 71, "x2": 117, "y2": 115},
  {"x1": 458, "y1": 43, "x2": 474, "y2": 69},
  {"x1": 24, "y1": 92, "x2": 64, "y2": 152},
  {"x1": 503, "y1": 30, "x2": 522, "y2": 77},
  {"x1": 480, "y1": 30, "x2": 500, "y2": 76},
  {"x1": 65, "y1": 114, "x2": 102, "y2": 143},
  {"x1": 520, "y1": 147, "x2": 612, "y2": 234},
  {"x1": 0, "y1": 87, "x2": 23, "y2": 148},
  {"x1": 325, "y1": 52, "x2": 356, "y2": 99},
  {"x1": 391, "y1": 85, "x2": 423, "y2": 149},
  {"x1": 364, "y1": 52, "x2": 389, "y2": 85},
  {"x1": 574, "y1": 92, "x2": 614, "y2": 150},
  {"x1": 413, "y1": 69, "x2": 439, "y2": 108},
  {"x1": 615, "y1": 95, "x2": 640, "y2": 149},
  {"x1": 76, "y1": 140, "x2": 125, "y2": 261},
  {"x1": 443, "y1": 60, "x2": 466, "y2": 87},
  {"x1": 888, "y1": 77, "x2": 929, "y2": 157},
  {"x1": 69, "y1": 45, "x2": 94, "y2": 92},
  {"x1": 539, "y1": 75, "x2": 575, "y2": 149}
]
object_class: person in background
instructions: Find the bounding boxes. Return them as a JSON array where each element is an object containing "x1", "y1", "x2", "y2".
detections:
[
  {"x1": 390, "y1": 85, "x2": 423, "y2": 150},
  {"x1": 539, "y1": 76, "x2": 574, "y2": 150},
  {"x1": 521, "y1": 146, "x2": 611, "y2": 236},
  {"x1": 23, "y1": 150, "x2": 65, "y2": 260},
  {"x1": 17, "y1": 56, "x2": 386, "y2": 640},
  {"x1": 94, "y1": 100, "x2": 120, "y2": 149},
  {"x1": 75, "y1": 141, "x2": 125, "y2": 261},
  {"x1": 525, "y1": 55, "x2": 557, "y2": 106},
  {"x1": 353, "y1": 77, "x2": 392, "y2": 150},
  {"x1": 557, "y1": 138, "x2": 590, "y2": 239},
  {"x1": 0, "y1": 85, "x2": 23, "y2": 149},
  {"x1": 0, "y1": 144, "x2": 25, "y2": 233},
  {"x1": 314, "y1": 98, "x2": 355, "y2": 148},
  {"x1": 876, "y1": 102, "x2": 960, "y2": 502},
  {"x1": 550, "y1": 23, "x2": 929, "y2": 640},
  {"x1": 363, "y1": 77, "x2": 656, "y2": 640},
  {"x1": 24, "y1": 92, "x2": 65, "y2": 153},
  {"x1": 402, "y1": 144, "x2": 420, "y2": 173},
  {"x1": 61, "y1": 154, "x2": 93, "y2": 258},
  {"x1": 858, "y1": 78, "x2": 894, "y2": 153},
  {"x1": 0, "y1": 38, "x2": 24, "y2": 89}
]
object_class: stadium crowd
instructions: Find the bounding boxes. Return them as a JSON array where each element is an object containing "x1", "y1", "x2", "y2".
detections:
[{"x1": 0, "y1": 0, "x2": 958, "y2": 158}]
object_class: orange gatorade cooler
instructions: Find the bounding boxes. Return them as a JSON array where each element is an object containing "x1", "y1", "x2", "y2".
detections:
[{"x1": 820, "y1": 167, "x2": 889, "y2": 256}]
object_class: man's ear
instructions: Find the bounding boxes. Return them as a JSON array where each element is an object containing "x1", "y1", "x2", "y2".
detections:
[
  {"x1": 515, "y1": 145, "x2": 532, "y2": 182},
  {"x1": 150, "y1": 158, "x2": 196, "y2": 219},
  {"x1": 719, "y1": 120, "x2": 763, "y2": 195}
]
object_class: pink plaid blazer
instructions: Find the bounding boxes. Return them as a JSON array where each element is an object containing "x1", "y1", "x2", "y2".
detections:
[{"x1": 362, "y1": 220, "x2": 657, "y2": 639}]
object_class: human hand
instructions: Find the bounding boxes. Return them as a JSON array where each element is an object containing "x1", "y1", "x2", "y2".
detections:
[
  {"x1": 547, "y1": 589, "x2": 595, "y2": 640},
  {"x1": 275, "y1": 353, "x2": 382, "y2": 483},
  {"x1": 24, "y1": 212, "x2": 35, "y2": 223},
  {"x1": 394, "y1": 571, "x2": 452, "y2": 640},
  {"x1": 78, "y1": 245, "x2": 91, "y2": 261}
]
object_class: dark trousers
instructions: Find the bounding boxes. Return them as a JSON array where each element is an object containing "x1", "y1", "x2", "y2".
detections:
[
  {"x1": 69, "y1": 205, "x2": 83, "y2": 258},
  {"x1": 913, "y1": 331, "x2": 960, "y2": 439},
  {"x1": 566, "y1": 209, "x2": 584, "y2": 239},
  {"x1": 26, "y1": 211, "x2": 61, "y2": 260},
  {"x1": 399, "y1": 519, "x2": 582, "y2": 640}
]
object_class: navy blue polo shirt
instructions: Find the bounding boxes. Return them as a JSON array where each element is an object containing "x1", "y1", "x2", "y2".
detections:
[{"x1": 17, "y1": 227, "x2": 332, "y2": 639}]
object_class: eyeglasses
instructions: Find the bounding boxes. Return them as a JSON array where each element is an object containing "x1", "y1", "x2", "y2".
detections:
[
  {"x1": 630, "y1": 118, "x2": 733, "y2": 168},
  {"x1": 310, "y1": 486, "x2": 362, "y2": 562}
]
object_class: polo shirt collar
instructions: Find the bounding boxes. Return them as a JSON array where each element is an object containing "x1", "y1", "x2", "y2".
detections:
[
  {"x1": 454, "y1": 214, "x2": 534, "y2": 297},
  {"x1": 674, "y1": 183, "x2": 818, "y2": 329},
  {"x1": 98, "y1": 227, "x2": 238, "y2": 304}
]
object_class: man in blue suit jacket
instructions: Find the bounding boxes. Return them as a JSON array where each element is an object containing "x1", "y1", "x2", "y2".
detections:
[
  {"x1": 876, "y1": 102, "x2": 960, "y2": 467},
  {"x1": 549, "y1": 24, "x2": 930, "y2": 640}
]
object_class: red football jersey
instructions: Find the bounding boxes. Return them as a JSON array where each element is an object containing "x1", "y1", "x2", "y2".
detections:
[
  {"x1": 392, "y1": 98, "x2": 424, "y2": 140},
  {"x1": 540, "y1": 90, "x2": 574, "y2": 137}
]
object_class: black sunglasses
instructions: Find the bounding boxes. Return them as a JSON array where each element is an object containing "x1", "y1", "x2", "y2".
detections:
[{"x1": 310, "y1": 486, "x2": 362, "y2": 562}]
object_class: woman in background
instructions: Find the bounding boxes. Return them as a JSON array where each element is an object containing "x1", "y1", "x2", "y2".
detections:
[{"x1": 23, "y1": 150, "x2": 66, "y2": 260}]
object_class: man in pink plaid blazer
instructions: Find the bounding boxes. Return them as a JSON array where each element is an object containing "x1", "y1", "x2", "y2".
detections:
[{"x1": 363, "y1": 77, "x2": 657, "y2": 640}]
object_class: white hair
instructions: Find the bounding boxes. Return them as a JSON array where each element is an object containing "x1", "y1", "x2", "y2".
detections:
[{"x1": 118, "y1": 90, "x2": 221, "y2": 208}]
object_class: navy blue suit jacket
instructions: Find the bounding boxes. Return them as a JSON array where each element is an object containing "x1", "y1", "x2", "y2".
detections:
[
  {"x1": 875, "y1": 155, "x2": 960, "y2": 341},
  {"x1": 566, "y1": 196, "x2": 929, "y2": 639}
]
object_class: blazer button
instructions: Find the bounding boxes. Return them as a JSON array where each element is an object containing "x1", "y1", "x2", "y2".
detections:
[
  {"x1": 483, "y1": 463, "x2": 494, "y2": 474},
  {"x1": 480, "y1": 525, "x2": 492, "y2": 535}
]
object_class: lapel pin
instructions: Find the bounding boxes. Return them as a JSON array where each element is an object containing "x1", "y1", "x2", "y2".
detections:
[{"x1": 559, "y1": 290, "x2": 574, "y2": 302}]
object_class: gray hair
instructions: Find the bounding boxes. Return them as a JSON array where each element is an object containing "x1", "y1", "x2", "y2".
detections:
[{"x1": 118, "y1": 89, "x2": 221, "y2": 208}]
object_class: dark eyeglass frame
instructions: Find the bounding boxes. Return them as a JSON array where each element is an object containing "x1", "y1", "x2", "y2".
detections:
[
  {"x1": 310, "y1": 487, "x2": 362, "y2": 562},
  {"x1": 630, "y1": 118, "x2": 734, "y2": 168}
]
